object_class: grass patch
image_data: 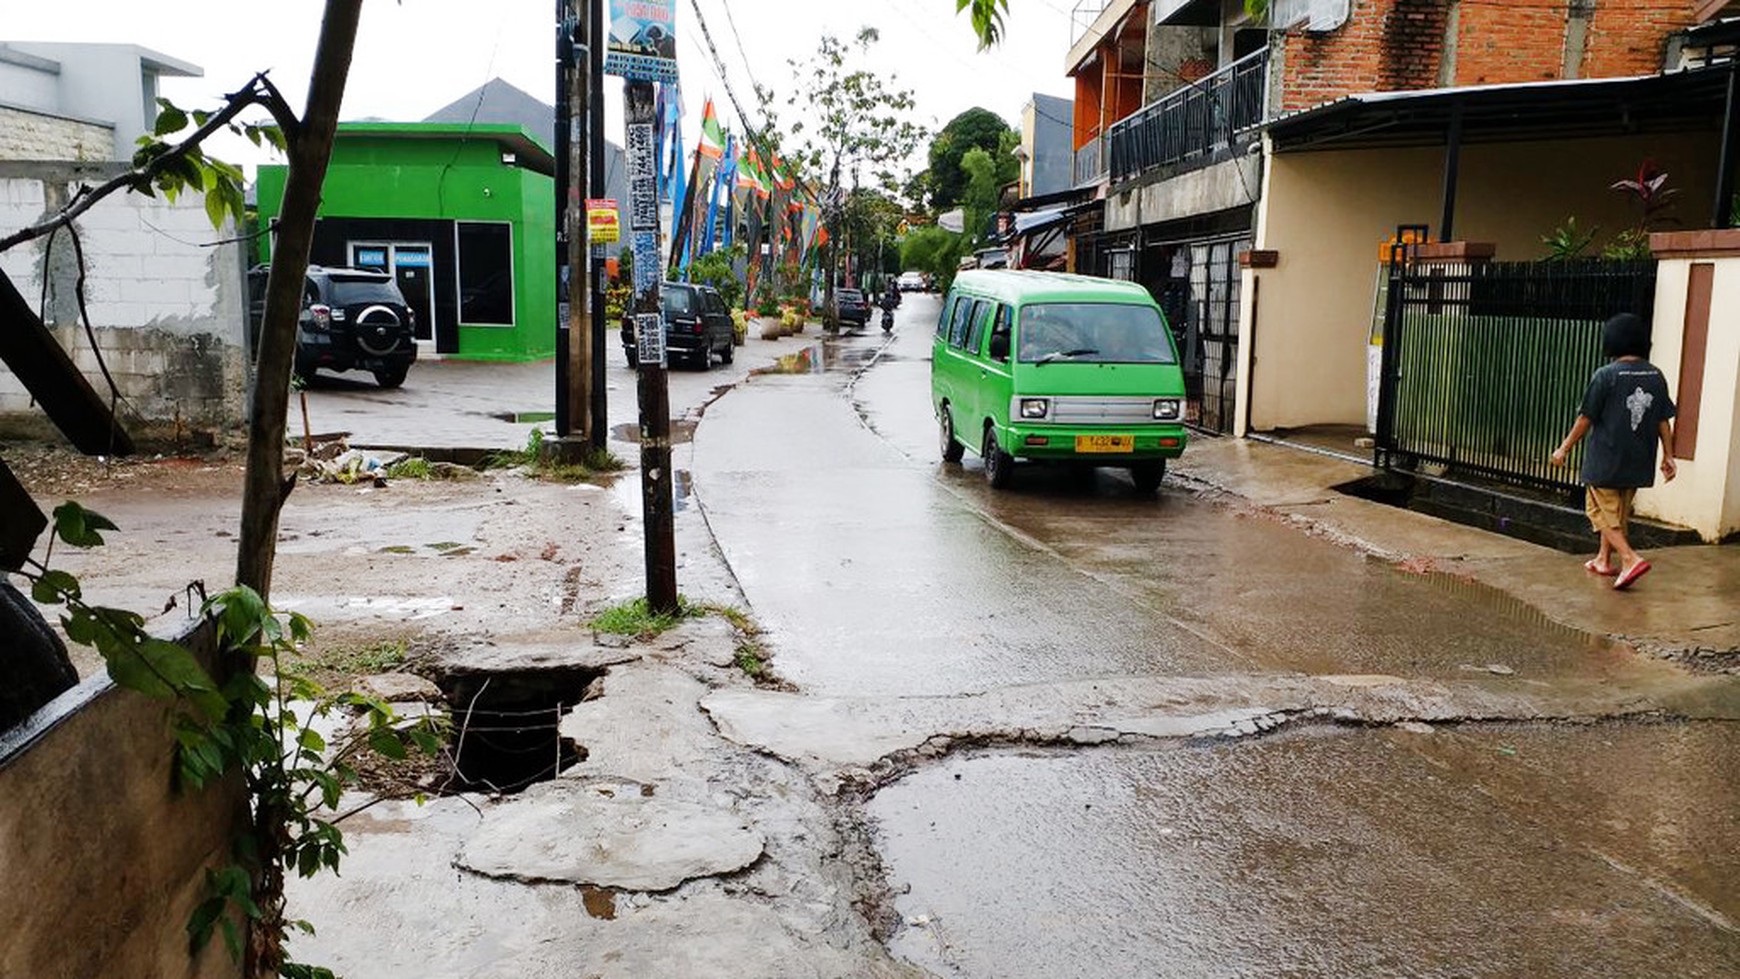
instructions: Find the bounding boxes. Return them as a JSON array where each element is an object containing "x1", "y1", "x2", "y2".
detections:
[
  {"x1": 300, "y1": 638, "x2": 411, "y2": 684},
  {"x1": 733, "y1": 640, "x2": 769, "y2": 679},
  {"x1": 698, "y1": 602, "x2": 758, "y2": 636},
  {"x1": 485, "y1": 429, "x2": 626, "y2": 484},
  {"x1": 386, "y1": 456, "x2": 434, "y2": 480},
  {"x1": 589, "y1": 596, "x2": 701, "y2": 639}
]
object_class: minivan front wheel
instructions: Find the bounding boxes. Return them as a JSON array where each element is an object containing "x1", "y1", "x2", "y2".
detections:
[
  {"x1": 982, "y1": 427, "x2": 1014, "y2": 489},
  {"x1": 1130, "y1": 460, "x2": 1166, "y2": 495},
  {"x1": 939, "y1": 406, "x2": 965, "y2": 463}
]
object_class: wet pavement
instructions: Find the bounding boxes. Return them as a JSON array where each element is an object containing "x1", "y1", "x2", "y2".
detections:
[{"x1": 685, "y1": 295, "x2": 1740, "y2": 977}]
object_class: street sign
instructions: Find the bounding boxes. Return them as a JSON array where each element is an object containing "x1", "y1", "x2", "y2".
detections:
[
  {"x1": 587, "y1": 199, "x2": 621, "y2": 244},
  {"x1": 604, "y1": 0, "x2": 679, "y2": 82}
]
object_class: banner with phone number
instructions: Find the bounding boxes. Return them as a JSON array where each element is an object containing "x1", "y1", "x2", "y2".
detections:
[{"x1": 604, "y1": 0, "x2": 679, "y2": 82}]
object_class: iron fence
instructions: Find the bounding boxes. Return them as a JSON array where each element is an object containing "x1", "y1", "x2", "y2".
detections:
[
  {"x1": 1376, "y1": 258, "x2": 1658, "y2": 492},
  {"x1": 1107, "y1": 49, "x2": 1268, "y2": 184},
  {"x1": 1074, "y1": 136, "x2": 1105, "y2": 186}
]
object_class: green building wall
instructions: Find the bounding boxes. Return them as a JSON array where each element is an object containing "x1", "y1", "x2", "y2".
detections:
[{"x1": 256, "y1": 123, "x2": 555, "y2": 363}]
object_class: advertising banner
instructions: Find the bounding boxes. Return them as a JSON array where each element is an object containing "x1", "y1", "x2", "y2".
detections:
[
  {"x1": 605, "y1": 0, "x2": 679, "y2": 82},
  {"x1": 587, "y1": 199, "x2": 621, "y2": 244}
]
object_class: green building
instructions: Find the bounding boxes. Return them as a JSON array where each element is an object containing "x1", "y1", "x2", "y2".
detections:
[{"x1": 256, "y1": 121, "x2": 557, "y2": 362}]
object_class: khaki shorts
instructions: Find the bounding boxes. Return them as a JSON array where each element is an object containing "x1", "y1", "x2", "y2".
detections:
[{"x1": 1585, "y1": 486, "x2": 1636, "y2": 534}]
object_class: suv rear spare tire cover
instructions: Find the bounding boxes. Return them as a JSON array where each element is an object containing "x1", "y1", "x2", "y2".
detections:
[{"x1": 353, "y1": 304, "x2": 403, "y2": 356}]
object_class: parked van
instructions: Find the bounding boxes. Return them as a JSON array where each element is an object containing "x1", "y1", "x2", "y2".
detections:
[{"x1": 931, "y1": 270, "x2": 1188, "y2": 492}]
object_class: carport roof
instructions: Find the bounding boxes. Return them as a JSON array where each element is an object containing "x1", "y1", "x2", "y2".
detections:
[{"x1": 1265, "y1": 67, "x2": 1732, "y2": 153}]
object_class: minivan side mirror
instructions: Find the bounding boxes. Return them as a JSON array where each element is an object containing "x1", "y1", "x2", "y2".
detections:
[{"x1": 988, "y1": 331, "x2": 1010, "y2": 361}]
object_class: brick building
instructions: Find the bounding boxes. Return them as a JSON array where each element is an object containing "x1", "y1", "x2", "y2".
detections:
[{"x1": 1063, "y1": 0, "x2": 1706, "y2": 433}]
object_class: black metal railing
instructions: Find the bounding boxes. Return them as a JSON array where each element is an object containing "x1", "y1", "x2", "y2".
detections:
[
  {"x1": 1107, "y1": 49, "x2": 1269, "y2": 184},
  {"x1": 1074, "y1": 136, "x2": 1105, "y2": 186},
  {"x1": 1376, "y1": 258, "x2": 1659, "y2": 492}
]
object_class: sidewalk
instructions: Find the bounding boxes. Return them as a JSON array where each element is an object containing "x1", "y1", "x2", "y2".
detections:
[{"x1": 1174, "y1": 436, "x2": 1740, "y2": 660}]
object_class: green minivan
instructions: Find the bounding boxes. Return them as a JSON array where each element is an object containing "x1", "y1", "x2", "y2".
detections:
[{"x1": 931, "y1": 270, "x2": 1188, "y2": 492}]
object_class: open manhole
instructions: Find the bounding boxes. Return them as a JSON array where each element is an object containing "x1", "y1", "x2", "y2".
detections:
[{"x1": 434, "y1": 666, "x2": 596, "y2": 795}]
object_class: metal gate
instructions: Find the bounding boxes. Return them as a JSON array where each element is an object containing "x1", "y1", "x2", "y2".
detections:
[
  {"x1": 1375, "y1": 250, "x2": 1658, "y2": 491},
  {"x1": 1181, "y1": 237, "x2": 1247, "y2": 434}
]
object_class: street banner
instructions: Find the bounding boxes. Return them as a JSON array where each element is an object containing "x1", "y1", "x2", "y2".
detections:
[
  {"x1": 604, "y1": 0, "x2": 679, "y2": 82},
  {"x1": 625, "y1": 92, "x2": 665, "y2": 367},
  {"x1": 587, "y1": 199, "x2": 621, "y2": 245}
]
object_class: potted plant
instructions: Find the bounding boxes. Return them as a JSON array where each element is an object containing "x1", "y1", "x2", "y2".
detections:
[{"x1": 755, "y1": 290, "x2": 783, "y2": 340}]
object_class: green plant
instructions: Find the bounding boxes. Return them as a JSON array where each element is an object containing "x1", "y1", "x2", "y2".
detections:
[
  {"x1": 1602, "y1": 228, "x2": 1652, "y2": 261},
  {"x1": 688, "y1": 244, "x2": 746, "y2": 310},
  {"x1": 20, "y1": 502, "x2": 443, "y2": 977},
  {"x1": 755, "y1": 289, "x2": 781, "y2": 318},
  {"x1": 1541, "y1": 217, "x2": 1597, "y2": 261},
  {"x1": 589, "y1": 596, "x2": 700, "y2": 638},
  {"x1": 385, "y1": 457, "x2": 433, "y2": 480}
]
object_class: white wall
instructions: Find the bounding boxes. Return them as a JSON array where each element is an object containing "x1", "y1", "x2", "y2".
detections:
[
  {"x1": 1636, "y1": 254, "x2": 1740, "y2": 541},
  {"x1": 0, "y1": 105, "x2": 113, "y2": 161},
  {"x1": 0, "y1": 164, "x2": 247, "y2": 436}
]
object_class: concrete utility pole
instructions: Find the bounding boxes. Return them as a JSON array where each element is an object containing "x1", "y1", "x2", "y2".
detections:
[
  {"x1": 624, "y1": 80, "x2": 678, "y2": 613},
  {"x1": 587, "y1": 0, "x2": 609, "y2": 452},
  {"x1": 555, "y1": 0, "x2": 592, "y2": 444}
]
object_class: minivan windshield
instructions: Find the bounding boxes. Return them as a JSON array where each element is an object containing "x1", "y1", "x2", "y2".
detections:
[{"x1": 1018, "y1": 303, "x2": 1176, "y2": 365}]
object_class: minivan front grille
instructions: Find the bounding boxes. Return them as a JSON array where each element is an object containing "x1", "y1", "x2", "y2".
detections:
[{"x1": 1048, "y1": 396, "x2": 1156, "y2": 425}]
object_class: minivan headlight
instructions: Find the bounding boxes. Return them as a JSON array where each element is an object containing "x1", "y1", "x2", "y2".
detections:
[
  {"x1": 1019, "y1": 398, "x2": 1050, "y2": 420},
  {"x1": 1153, "y1": 398, "x2": 1181, "y2": 420}
]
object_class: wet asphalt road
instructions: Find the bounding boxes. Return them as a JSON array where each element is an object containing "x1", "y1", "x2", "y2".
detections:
[{"x1": 689, "y1": 296, "x2": 1740, "y2": 977}]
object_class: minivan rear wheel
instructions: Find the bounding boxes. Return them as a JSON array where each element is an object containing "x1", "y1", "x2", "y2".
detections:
[
  {"x1": 939, "y1": 406, "x2": 965, "y2": 463},
  {"x1": 983, "y1": 427, "x2": 1014, "y2": 489}
]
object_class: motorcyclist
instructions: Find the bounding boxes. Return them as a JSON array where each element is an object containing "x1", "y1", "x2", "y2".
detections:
[{"x1": 879, "y1": 282, "x2": 898, "y2": 332}]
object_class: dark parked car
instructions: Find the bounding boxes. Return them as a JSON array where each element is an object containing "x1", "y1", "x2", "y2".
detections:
[
  {"x1": 834, "y1": 288, "x2": 870, "y2": 328},
  {"x1": 621, "y1": 282, "x2": 735, "y2": 370},
  {"x1": 249, "y1": 265, "x2": 418, "y2": 388}
]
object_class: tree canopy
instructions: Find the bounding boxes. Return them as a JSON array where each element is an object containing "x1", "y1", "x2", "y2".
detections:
[{"x1": 927, "y1": 107, "x2": 1016, "y2": 211}]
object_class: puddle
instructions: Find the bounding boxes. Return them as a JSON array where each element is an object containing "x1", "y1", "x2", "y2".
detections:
[
  {"x1": 581, "y1": 886, "x2": 617, "y2": 920},
  {"x1": 751, "y1": 345, "x2": 824, "y2": 376},
  {"x1": 489, "y1": 410, "x2": 558, "y2": 424},
  {"x1": 610, "y1": 419, "x2": 698, "y2": 445},
  {"x1": 434, "y1": 666, "x2": 595, "y2": 794}
]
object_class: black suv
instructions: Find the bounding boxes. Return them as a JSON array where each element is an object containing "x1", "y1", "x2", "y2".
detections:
[
  {"x1": 834, "y1": 288, "x2": 870, "y2": 328},
  {"x1": 621, "y1": 282, "x2": 735, "y2": 371},
  {"x1": 249, "y1": 265, "x2": 419, "y2": 388}
]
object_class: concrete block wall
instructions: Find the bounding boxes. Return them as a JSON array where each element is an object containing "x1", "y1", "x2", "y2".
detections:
[
  {"x1": 0, "y1": 165, "x2": 248, "y2": 442},
  {"x1": 0, "y1": 617, "x2": 243, "y2": 979},
  {"x1": 0, "y1": 105, "x2": 114, "y2": 161}
]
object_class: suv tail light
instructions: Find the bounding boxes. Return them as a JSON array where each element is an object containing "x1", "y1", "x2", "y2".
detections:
[{"x1": 309, "y1": 304, "x2": 333, "y2": 331}]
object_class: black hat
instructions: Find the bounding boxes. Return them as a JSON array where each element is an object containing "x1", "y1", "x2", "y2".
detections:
[{"x1": 1602, "y1": 312, "x2": 1650, "y2": 359}]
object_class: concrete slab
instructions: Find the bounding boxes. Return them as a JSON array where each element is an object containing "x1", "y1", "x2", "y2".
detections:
[{"x1": 458, "y1": 779, "x2": 765, "y2": 891}]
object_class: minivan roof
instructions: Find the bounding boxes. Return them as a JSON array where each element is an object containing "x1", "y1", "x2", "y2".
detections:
[{"x1": 949, "y1": 269, "x2": 1153, "y2": 305}]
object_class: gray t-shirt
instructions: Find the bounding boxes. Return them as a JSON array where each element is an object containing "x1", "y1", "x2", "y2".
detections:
[{"x1": 1578, "y1": 360, "x2": 1676, "y2": 489}]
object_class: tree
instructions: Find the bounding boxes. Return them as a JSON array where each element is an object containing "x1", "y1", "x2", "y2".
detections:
[
  {"x1": 783, "y1": 28, "x2": 926, "y2": 328},
  {"x1": 926, "y1": 108, "x2": 1016, "y2": 211},
  {"x1": 844, "y1": 189, "x2": 905, "y2": 291},
  {"x1": 901, "y1": 225, "x2": 965, "y2": 293}
]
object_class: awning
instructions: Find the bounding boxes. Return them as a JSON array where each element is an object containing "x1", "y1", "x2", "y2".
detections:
[
  {"x1": 1008, "y1": 185, "x2": 1094, "y2": 213},
  {"x1": 1265, "y1": 66, "x2": 1732, "y2": 153},
  {"x1": 1013, "y1": 207, "x2": 1071, "y2": 235}
]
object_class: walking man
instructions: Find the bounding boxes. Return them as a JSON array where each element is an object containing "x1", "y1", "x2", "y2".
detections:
[{"x1": 1550, "y1": 313, "x2": 1677, "y2": 590}]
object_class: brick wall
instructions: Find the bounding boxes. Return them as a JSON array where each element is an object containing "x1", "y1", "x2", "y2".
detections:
[
  {"x1": 1279, "y1": 0, "x2": 1701, "y2": 112},
  {"x1": 0, "y1": 106, "x2": 114, "y2": 161},
  {"x1": 0, "y1": 167, "x2": 248, "y2": 443}
]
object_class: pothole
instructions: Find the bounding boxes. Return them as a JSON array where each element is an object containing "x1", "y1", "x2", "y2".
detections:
[{"x1": 433, "y1": 666, "x2": 599, "y2": 795}]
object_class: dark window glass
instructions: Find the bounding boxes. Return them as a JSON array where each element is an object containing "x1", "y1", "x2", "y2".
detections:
[
  {"x1": 948, "y1": 298, "x2": 976, "y2": 347},
  {"x1": 661, "y1": 284, "x2": 696, "y2": 314},
  {"x1": 988, "y1": 304, "x2": 1012, "y2": 360},
  {"x1": 966, "y1": 302, "x2": 995, "y2": 354},
  {"x1": 936, "y1": 294, "x2": 957, "y2": 336},
  {"x1": 457, "y1": 222, "x2": 514, "y2": 325},
  {"x1": 1017, "y1": 303, "x2": 1177, "y2": 364},
  {"x1": 327, "y1": 276, "x2": 404, "y2": 306}
]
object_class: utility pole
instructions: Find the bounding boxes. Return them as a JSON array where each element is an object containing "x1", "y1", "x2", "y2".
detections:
[
  {"x1": 587, "y1": 0, "x2": 609, "y2": 452},
  {"x1": 624, "y1": 80, "x2": 677, "y2": 614},
  {"x1": 567, "y1": 1, "x2": 592, "y2": 446},
  {"x1": 554, "y1": 0, "x2": 572, "y2": 435}
]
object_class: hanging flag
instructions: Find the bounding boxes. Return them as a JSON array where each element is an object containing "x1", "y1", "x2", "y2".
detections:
[{"x1": 697, "y1": 99, "x2": 726, "y2": 161}]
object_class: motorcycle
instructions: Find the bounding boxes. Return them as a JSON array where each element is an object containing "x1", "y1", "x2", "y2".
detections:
[{"x1": 880, "y1": 303, "x2": 895, "y2": 333}]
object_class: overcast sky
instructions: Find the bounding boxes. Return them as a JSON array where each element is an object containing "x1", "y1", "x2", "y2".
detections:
[{"x1": 8, "y1": 0, "x2": 1079, "y2": 177}]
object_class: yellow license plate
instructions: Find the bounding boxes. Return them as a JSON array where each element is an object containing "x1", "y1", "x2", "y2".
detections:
[{"x1": 1075, "y1": 435, "x2": 1134, "y2": 453}]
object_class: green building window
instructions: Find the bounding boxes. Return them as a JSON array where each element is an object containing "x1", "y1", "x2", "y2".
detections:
[{"x1": 457, "y1": 222, "x2": 514, "y2": 326}]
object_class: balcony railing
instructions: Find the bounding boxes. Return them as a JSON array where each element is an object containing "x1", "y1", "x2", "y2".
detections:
[
  {"x1": 1074, "y1": 136, "x2": 1105, "y2": 186},
  {"x1": 1107, "y1": 49, "x2": 1270, "y2": 185},
  {"x1": 1071, "y1": 0, "x2": 1110, "y2": 47}
]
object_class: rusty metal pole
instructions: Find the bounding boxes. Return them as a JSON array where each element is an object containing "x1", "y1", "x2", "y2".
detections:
[
  {"x1": 568, "y1": 6, "x2": 592, "y2": 444},
  {"x1": 624, "y1": 80, "x2": 677, "y2": 614}
]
